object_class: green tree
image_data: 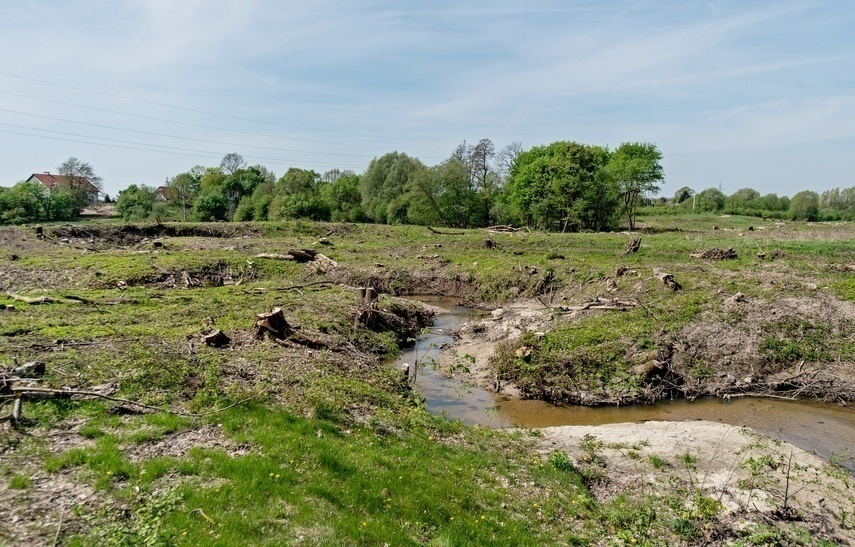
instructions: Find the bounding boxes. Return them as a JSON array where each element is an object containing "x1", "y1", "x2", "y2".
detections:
[
  {"x1": 0, "y1": 181, "x2": 47, "y2": 224},
  {"x1": 319, "y1": 173, "x2": 365, "y2": 222},
  {"x1": 604, "y1": 142, "x2": 664, "y2": 231},
  {"x1": 673, "y1": 186, "x2": 694, "y2": 204},
  {"x1": 505, "y1": 141, "x2": 616, "y2": 231},
  {"x1": 695, "y1": 188, "x2": 726, "y2": 211},
  {"x1": 116, "y1": 185, "x2": 157, "y2": 220},
  {"x1": 168, "y1": 171, "x2": 201, "y2": 221},
  {"x1": 789, "y1": 190, "x2": 820, "y2": 220},
  {"x1": 360, "y1": 152, "x2": 426, "y2": 224},
  {"x1": 193, "y1": 190, "x2": 228, "y2": 221}
]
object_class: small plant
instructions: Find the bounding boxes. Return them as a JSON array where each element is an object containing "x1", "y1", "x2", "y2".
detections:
[
  {"x1": 680, "y1": 452, "x2": 698, "y2": 472},
  {"x1": 548, "y1": 450, "x2": 575, "y2": 472},
  {"x1": 648, "y1": 454, "x2": 667, "y2": 470},
  {"x1": 9, "y1": 473, "x2": 31, "y2": 490}
]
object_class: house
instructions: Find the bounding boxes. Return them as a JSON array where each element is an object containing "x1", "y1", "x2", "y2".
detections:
[
  {"x1": 27, "y1": 172, "x2": 100, "y2": 204},
  {"x1": 155, "y1": 186, "x2": 169, "y2": 201}
]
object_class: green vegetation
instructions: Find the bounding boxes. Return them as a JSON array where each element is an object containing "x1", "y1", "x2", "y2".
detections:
[{"x1": 1, "y1": 213, "x2": 853, "y2": 544}]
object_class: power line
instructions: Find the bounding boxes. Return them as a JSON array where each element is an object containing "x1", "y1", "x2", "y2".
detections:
[
  {"x1": 0, "y1": 90, "x2": 449, "y2": 153},
  {"x1": 0, "y1": 127, "x2": 368, "y2": 170},
  {"x1": 0, "y1": 107, "x2": 394, "y2": 160},
  {"x1": 0, "y1": 71, "x2": 447, "y2": 144}
]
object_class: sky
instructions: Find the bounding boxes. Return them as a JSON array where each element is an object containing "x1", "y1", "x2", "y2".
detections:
[{"x1": 1, "y1": 0, "x2": 854, "y2": 199}]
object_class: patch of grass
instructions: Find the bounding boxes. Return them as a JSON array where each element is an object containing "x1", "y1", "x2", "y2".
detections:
[
  {"x1": 648, "y1": 454, "x2": 667, "y2": 470},
  {"x1": 9, "y1": 474, "x2": 32, "y2": 490}
]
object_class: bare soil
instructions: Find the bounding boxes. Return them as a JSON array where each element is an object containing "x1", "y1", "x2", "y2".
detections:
[{"x1": 540, "y1": 420, "x2": 855, "y2": 545}]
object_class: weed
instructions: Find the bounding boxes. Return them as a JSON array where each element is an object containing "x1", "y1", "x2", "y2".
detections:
[
  {"x1": 648, "y1": 454, "x2": 667, "y2": 470},
  {"x1": 9, "y1": 474, "x2": 31, "y2": 490}
]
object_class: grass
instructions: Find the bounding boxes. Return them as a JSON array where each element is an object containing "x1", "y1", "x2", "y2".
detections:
[{"x1": 2, "y1": 215, "x2": 853, "y2": 544}]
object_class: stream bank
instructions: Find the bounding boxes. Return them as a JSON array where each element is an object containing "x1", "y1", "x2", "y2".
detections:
[{"x1": 402, "y1": 296, "x2": 855, "y2": 472}]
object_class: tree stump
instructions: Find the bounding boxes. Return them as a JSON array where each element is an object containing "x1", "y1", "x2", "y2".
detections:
[
  {"x1": 255, "y1": 307, "x2": 291, "y2": 339},
  {"x1": 625, "y1": 236, "x2": 641, "y2": 254},
  {"x1": 204, "y1": 329, "x2": 230, "y2": 347},
  {"x1": 653, "y1": 268, "x2": 681, "y2": 290}
]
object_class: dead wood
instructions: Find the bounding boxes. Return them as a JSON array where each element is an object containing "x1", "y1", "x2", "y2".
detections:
[
  {"x1": 311, "y1": 253, "x2": 338, "y2": 274},
  {"x1": 427, "y1": 226, "x2": 465, "y2": 235},
  {"x1": 689, "y1": 247, "x2": 738, "y2": 260},
  {"x1": 5, "y1": 386, "x2": 268, "y2": 418},
  {"x1": 255, "y1": 249, "x2": 318, "y2": 262},
  {"x1": 653, "y1": 268, "x2": 681, "y2": 290},
  {"x1": 255, "y1": 307, "x2": 291, "y2": 339},
  {"x1": 625, "y1": 236, "x2": 642, "y2": 254},
  {"x1": 203, "y1": 329, "x2": 230, "y2": 347},
  {"x1": 556, "y1": 297, "x2": 641, "y2": 312},
  {"x1": 5, "y1": 291, "x2": 84, "y2": 305},
  {"x1": 485, "y1": 225, "x2": 520, "y2": 233},
  {"x1": 243, "y1": 281, "x2": 334, "y2": 294},
  {"x1": 255, "y1": 253, "x2": 295, "y2": 260}
]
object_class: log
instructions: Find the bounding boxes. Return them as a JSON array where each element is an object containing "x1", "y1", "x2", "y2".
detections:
[
  {"x1": 204, "y1": 329, "x2": 230, "y2": 347},
  {"x1": 311, "y1": 253, "x2": 338, "y2": 273},
  {"x1": 427, "y1": 226, "x2": 465, "y2": 235},
  {"x1": 255, "y1": 307, "x2": 291, "y2": 339},
  {"x1": 653, "y1": 268, "x2": 681, "y2": 290},
  {"x1": 6, "y1": 291, "x2": 83, "y2": 305},
  {"x1": 12, "y1": 361, "x2": 45, "y2": 377},
  {"x1": 255, "y1": 253, "x2": 295, "y2": 260}
]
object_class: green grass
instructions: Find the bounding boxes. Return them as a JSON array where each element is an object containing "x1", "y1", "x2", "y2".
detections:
[{"x1": 3, "y1": 216, "x2": 853, "y2": 545}]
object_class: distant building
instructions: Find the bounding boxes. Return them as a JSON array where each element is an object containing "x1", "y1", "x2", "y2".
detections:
[
  {"x1": 155, "y1": 186, "x2": 169, "y2": 201},
  {"x1": 27, "y1": 172, "x2": 99, "y2": 204}
]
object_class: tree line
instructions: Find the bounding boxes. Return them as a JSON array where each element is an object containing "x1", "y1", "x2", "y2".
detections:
[
  {"x1": 115, "y1": 140, "x2": 664, "y2": 232},
  {"x1": 657, "y1": 184, "x2": 855, "y2": 221},
  {"x1": 0, "y1": 158, "x2": 103, "y2": 224}
]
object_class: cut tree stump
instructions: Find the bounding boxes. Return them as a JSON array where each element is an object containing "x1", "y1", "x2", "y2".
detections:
[
  {"x1": 204, "y1": 329, "x2": 230, "y2": 347},
  {"x1": 653, "y1": 268, "x2": 681, "y2": 290},
  {"x1": 625, "y1": 236, "x2": 642, "y2": 254},
  {"x1": 255, "y1": 307, "x2": 291, "y2": 339}
]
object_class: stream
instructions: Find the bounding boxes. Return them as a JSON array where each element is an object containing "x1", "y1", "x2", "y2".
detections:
[{"x1": 396, "y1": 297, "x2": 855, "y2": 472}]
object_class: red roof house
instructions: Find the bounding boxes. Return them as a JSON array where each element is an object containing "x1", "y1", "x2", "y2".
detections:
[{"x1": 27, "y1": 172, "x2": 100, "y2": 204}]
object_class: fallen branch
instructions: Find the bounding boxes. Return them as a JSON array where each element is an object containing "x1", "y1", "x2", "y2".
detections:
[
  {"x1": 243, "y1": 281, "x2": 334, "y2": 294},
  {"x1": 6, "y1": 291, "x2": 84, "y2": 305},
  {"x1": 427, "y1": 226, "x2": 465, "y2": 235},
  {"x1": 7, "y1": 386, "x2": 268, "y2": 417}
]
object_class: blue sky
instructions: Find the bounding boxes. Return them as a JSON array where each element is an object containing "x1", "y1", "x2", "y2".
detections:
[{"x1": 1, "y1": 0, "x2": 854, "y2": 198}]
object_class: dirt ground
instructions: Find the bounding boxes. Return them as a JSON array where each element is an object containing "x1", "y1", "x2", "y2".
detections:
[
  {"x1": 441, "y1": 294, "x2": 855, "y2": 405},
  {"x1": 539, "y1": 420, "x2": 855, "y2": 544}
]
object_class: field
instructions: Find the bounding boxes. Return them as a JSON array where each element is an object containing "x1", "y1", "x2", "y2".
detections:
[{"x1": 1, "y1": 214, "x2": 854, "y2": 545}]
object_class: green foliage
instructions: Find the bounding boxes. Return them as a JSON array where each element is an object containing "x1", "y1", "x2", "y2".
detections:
[
  {"x1": 789, "y1": 190, "x2": 820, "y2": 221},
  {"x1": 192, "y1": 190, "x2": 228, "y2": 221},
  {"x1": 0, "y1": 181, "x2": 76, "y2": 224},
  {"x1": 605, "y1": 141, "x2": 664, "y2": 231},
  {"x1": 9, "y1": 473, "x2": 32, "y2": 490},
  {"x1": 116, "y1": 184, "x2": 158, "y2": 220},
  {"x1": 504, "y1": 141, "x2": 618, "y2": 231}
]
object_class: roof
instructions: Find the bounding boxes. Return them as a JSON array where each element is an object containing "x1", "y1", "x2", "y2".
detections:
[{"x1": 28, "y1": 173, "x2": 99, "y2": 194}]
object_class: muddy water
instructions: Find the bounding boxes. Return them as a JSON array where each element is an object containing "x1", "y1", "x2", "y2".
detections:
[{"x1": 398, "y1": 297, "x2": 855, "y2": 471}]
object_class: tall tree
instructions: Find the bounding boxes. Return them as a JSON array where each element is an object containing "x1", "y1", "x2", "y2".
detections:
[
  {"x1": 219, "y1": 153, "x2": 247, "y2": 175},
  {"x1": 57, "y1": 157, "x2": 102, "y2": 212},
  {"x1": 168, "y1": 171, "x2": 201, "y2": 221},
  {"x1": 605, "y1": 142, "x2": 664, "y2": 231}
]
